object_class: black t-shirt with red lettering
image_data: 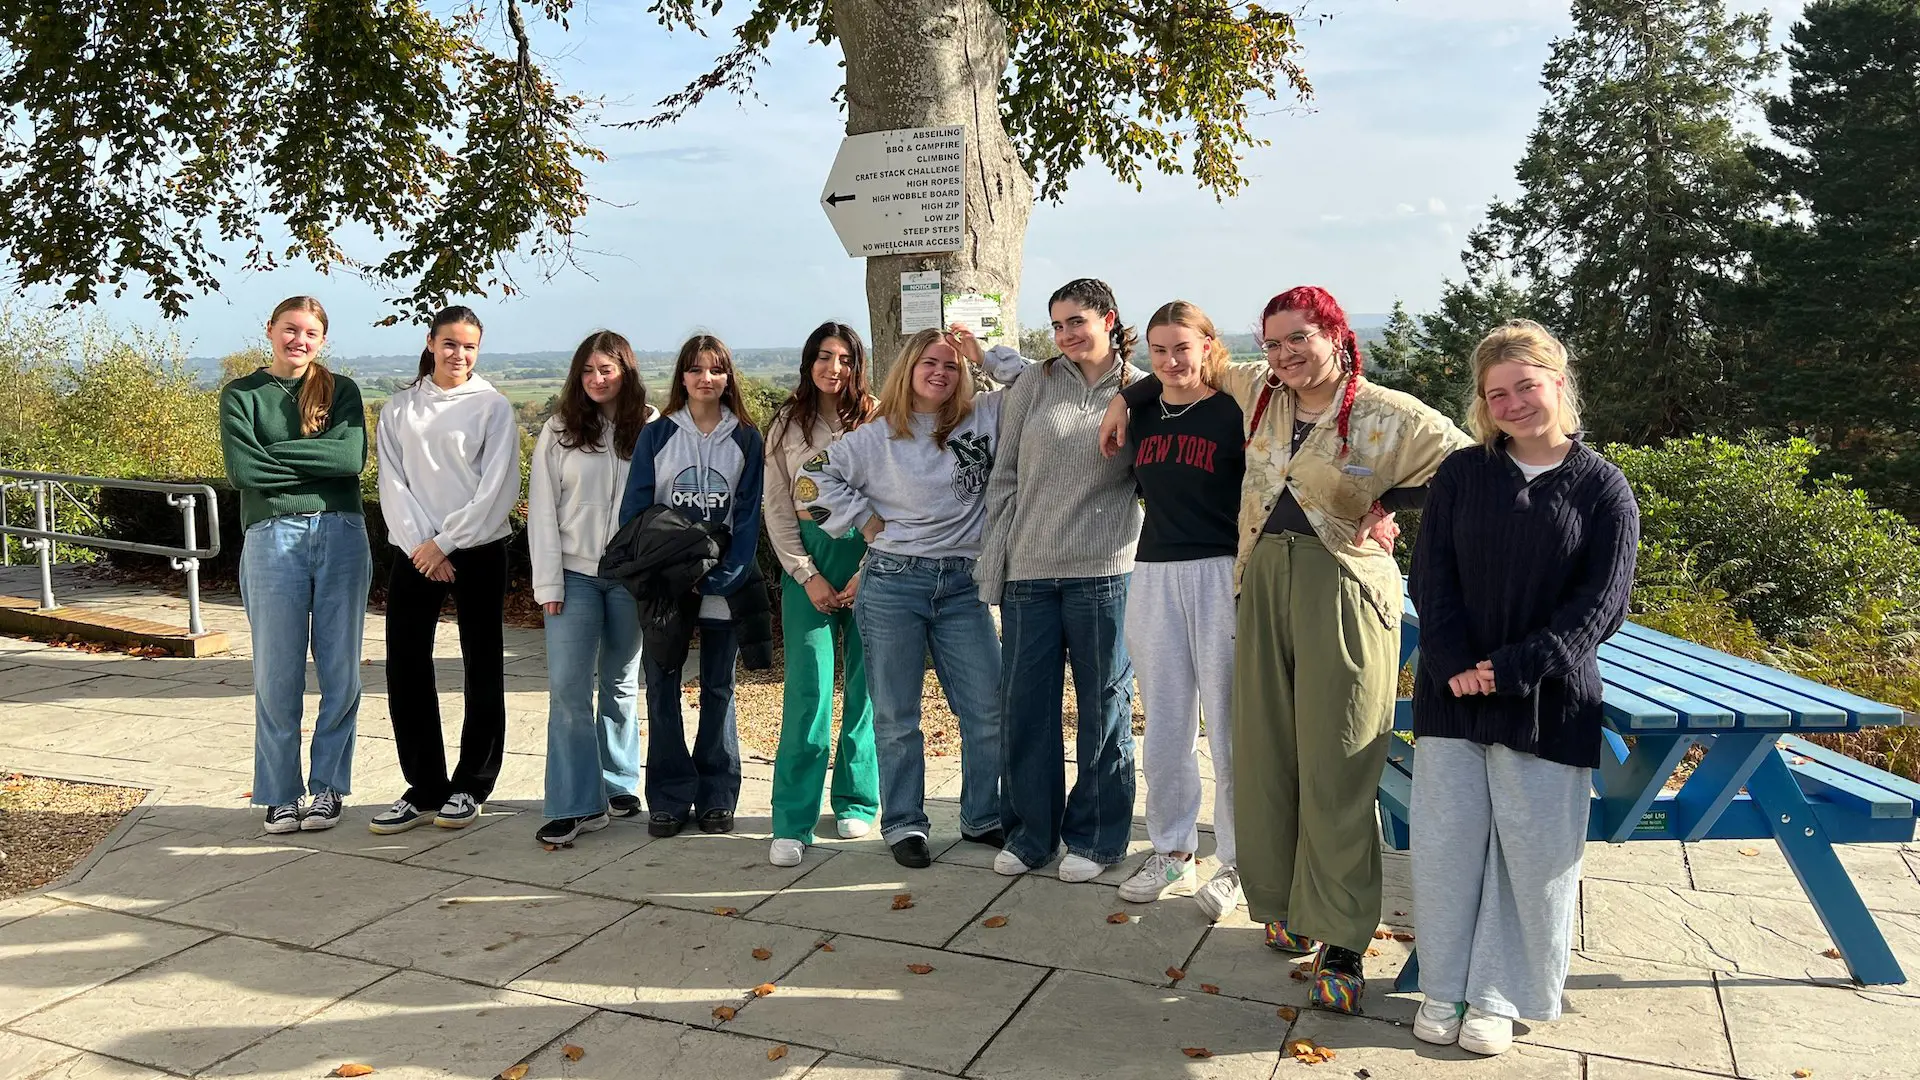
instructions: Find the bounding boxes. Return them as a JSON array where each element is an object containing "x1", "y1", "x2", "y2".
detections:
[{"x1": 1126, "y1": 391, "x2": 1246, "y2": 562}]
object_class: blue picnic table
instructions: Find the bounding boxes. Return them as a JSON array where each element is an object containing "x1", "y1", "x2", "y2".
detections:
[{"x1": 1376, "y1": 600, "x2": 1918, "y2": 988}]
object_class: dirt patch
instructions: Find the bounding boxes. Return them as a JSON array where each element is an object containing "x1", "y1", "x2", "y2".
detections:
[
  {"x1": 0, "y1": 772, "x2": 149, "y2": 899},
  {"x1": 724, "y1": 644, "x2": 1147, "y2": 764}
]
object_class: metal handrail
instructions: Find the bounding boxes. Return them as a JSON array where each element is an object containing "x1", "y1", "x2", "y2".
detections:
[{"x1": 0, "y1": 468, "x2": 221, "y2": 635}]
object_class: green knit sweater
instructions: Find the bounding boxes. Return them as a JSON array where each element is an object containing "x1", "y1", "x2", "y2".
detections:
[{"x1": 219, "y1": 369, "x2": 367, "y2": 527}]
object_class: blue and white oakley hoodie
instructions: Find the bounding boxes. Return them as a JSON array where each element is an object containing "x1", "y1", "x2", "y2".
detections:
[{"x1": 618, "y1": 405, "x2": 765, "y2": 620}]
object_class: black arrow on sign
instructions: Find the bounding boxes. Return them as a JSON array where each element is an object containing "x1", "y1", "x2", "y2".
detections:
[{"x1": 825, "y1": 192, "x2": 857, "y2": 207}]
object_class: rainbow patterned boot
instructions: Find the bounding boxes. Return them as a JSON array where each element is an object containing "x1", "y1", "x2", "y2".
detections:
[
  {"x1": 1264, "y1": 921, "x2": 1317, "y2": 954},
  {"x1": 1308, "y1": 945, "x2": 1366, "y2": 1014}
]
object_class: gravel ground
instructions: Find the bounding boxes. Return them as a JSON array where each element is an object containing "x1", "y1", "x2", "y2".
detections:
[{"x1": 0, "y1": 773, "x2": 149, "y2": 899}]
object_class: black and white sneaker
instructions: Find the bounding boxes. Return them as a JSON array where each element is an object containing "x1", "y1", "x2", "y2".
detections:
[
  {"x1": 301, "y1": 791, "x2": 343, "y2": 832},
  {"x1": 537, "y1": 814, "x2": 610, "y2": 846},
  {"x1": 435, "y1": 793, "x2": 481, "y2": 829},
  {"x1": 608, "y1": 793, "x2": 642, "y2": 818},
  {"x1": 264, "y1": 801, "x2": 303, "y2": 835},
  {"x1": 369, "y1": 798, "x2": 431, "y2": 835}
]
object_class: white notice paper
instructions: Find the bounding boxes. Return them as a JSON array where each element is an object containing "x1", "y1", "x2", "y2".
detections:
[
  {"x1": 943, "y1": 289, "x2": 1006, "y2": 347},
  {"x1": 900, "y1": 271, "x2": 943, "y2": 334}
]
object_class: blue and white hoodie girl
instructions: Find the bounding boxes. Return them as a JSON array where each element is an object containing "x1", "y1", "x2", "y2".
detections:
[{"x1": 617, "y1": 405, "x2": 765, "y2": 614}]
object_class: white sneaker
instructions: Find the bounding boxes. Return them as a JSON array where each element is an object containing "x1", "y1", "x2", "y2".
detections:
[
  {"x1": 1192, "y1": 865, "x2": 1243, "y2": 922},
  {"x1": 768, "y1": 839, "x2": 804, "y2": 867},
  {"x1": 1058, "y1": 854, "x2": 1104, "y2": 883},
  {"x1": 1458, "y1": 1006, "x2": 1513, "y2": 1056},
  {"x1": 836, "y1": 818, "x2": 871, "y2": 839},
  {"x1": 1117, "y1": 852, "x2": 1197, "y2": 903},
  {"x1": 993, "y1": 849, "x2": 1033, "y2": 876},
  {"x1": 1413, "y1": 997, "x2": 1465, "y2": 1045}
]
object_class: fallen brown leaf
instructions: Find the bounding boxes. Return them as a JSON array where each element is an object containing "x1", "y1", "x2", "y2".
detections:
[
  {"x1": 906, "y1": 963, "x2": 935, "y2": 974},
  {"x1": 1181, "y1": 1048, "x2": 1214, "y2": 1059},
  {"x1": 542, "y1": 844, "x2": 559, "y2": 853},
  {"x1": 330, "y1": 1066, "x2": 374, "y2": 1078},
  {"x1": 1793, "y1": 1071, "x2": 1811, "y2": 1079},
  {"x1": 1278, "y1": 1006, "x2": 1298, "y2": 1021},
  {"x1": 1365, "y1": 947, "x2": 1380, "y2": 958},
  {"x1": 1166, "y1": 966, "x2": 1186, "y2": 981},
  {"x1": 817, "y1": 941, "x2": 834, "y2": 951},
  {"x1": 891, "y1": 893, "x2": 915, "y2": 910},
  {"x1": 1739, "y1": 848, "x2": 1760, "y2": 857},
  {"x1": 768, "y1": 1046, "x2": 789, "y2": 1062},
  {"x1": 983, "y1": 915, "x2": 1009, "y2": 928},
  {"x1": 1199, "y1": 984, "x2": 1220, "y2": 994},
  {"x1": 1106, "y1": 911, "x2": 1130, "y2": 924},
  {"x1": 753, "y1": 948, "x2": 772, "y2": 961},
  {"x1": 1391, "y1": 932, "x2": 1415, "y2": 943},
  {"x1": 712, "y1": 1005, "x2": 737, "y2": 1021},
  {"x1": 1820, "y1": 948, "x2": 1842, "y2": 959},
  {"x1": 752, "y1": 983, "x2": 777, "y2": 997},
  {"x1": 1289, "y1": 968, "x2": 1310, "y2": 981},
  {"x1": 561, "y1": 1045, "x2": 584, "y2": 1062},
  {"x1": 713, "y1": 906, "x2": 740, "y2": 917},
  {"x1": 500, "y1": 1066, "x2": 529, "y2": 1080},
  {"x1": 1373, "y1": 929, "x2": 1392, "y2": 939}
]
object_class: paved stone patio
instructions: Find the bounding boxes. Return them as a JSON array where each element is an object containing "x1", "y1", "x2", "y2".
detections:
[{"x1": 2, "y1": 566, "x2": 1918, "y2": 1079}]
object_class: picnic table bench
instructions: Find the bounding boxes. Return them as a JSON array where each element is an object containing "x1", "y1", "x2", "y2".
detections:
[{"x1": 1376, "y1": 601, "x2": 1918, "y2": 989}]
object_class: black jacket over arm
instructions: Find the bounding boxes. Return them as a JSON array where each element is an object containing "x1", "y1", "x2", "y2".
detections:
[
  {"x1": 599, "y1": 505, "x2": 774, "y2": 673},
  {"x1": 1407, "y1": 440, "x2": 1641, "y2": 769}
]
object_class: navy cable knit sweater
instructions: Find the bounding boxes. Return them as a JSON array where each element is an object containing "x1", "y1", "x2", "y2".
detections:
[{"x1": 1407, "y1": 439, "x2": 1641, "y2": 769}]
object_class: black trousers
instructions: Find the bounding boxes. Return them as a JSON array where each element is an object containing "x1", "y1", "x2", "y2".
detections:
[{"x1": 385, "y1": 539, "x2": 508, "y2": 808}]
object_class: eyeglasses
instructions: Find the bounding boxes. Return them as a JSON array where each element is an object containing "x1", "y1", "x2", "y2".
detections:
[{"x1": 1260, "y1": 328, "x2": 1322, "y2": 355}]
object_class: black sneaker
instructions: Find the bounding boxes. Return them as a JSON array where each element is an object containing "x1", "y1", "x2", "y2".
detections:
[
  {"x1": 697, "y1": 808, "x2": 734, "y2": 834},
  {"x1": 891, "y1": 835, "x2": 932, "y2": 868},
  {"x1": 648, "y1": 812, "x2": 686, "y2": 838},
  {"x1": 608, "y1": 793, "x2": 642, "y2": 818},
  {"x1": 369, "y1": 798, "x2": 431, "y2": 835},
  {"x1": 301, "y1": 791, "x2": 343, "y2": 832},
  {"x1": 961, "y1": 827, "x2": 1006, "y2": 848},
  {"x1": 264, "y1": 801, "x2": 303, "y2": 835},
  {"x1": 537, "y1": 814, "x2": 610, "y2": 846}
]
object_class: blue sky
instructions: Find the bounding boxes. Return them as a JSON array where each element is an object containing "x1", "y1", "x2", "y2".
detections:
[{"x1": 71, "y1": 0, "x2": 1801, "y2": 359}]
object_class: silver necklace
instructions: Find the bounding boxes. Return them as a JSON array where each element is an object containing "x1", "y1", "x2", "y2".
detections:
[
  {"x1": 1159, "y1": 396, "x2": 1202, "y2": 419},
  {"x1": 268, "y1": 371, "x2": 300, "y2": 404}
]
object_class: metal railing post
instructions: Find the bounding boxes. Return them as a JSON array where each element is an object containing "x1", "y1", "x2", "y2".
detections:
[
  {"x1": 31, "y1": 480, "x2": 55, "y2": 610},
  {"x1": 168, "y1": 493, "x2": 204, "y2": 636},
  {"x1": 2, "y1": 484, "x2": 10, "y2": 566}
]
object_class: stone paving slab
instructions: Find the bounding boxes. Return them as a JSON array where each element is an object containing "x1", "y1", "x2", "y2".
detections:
[
  {"x1": 0, "y1": 893, "x2": 63, "y2": 930},
  {"x1": 404, "y1": 814, "x2": 655, "y2": 887},
  {"x1": 1526, "y1": 952, "x2": 1736, "y2": 1075},
  {"x1": 724, "y1": 931, "x2": 1047, "y2": 1074},
  {"x1": 515, "y1": 1009, "x2": 825, "y2": 1080},
  {"x1": 10, "y1": 1053, "x2": 172, "y2": 1080},
  {"x1": 12, "y1": 935, "x2": 390, "y2": 1074},
  {"x1": 1719, "y1": 974, "x2": 1920, "y2": 1080},
  {"x1": 567, "y1": 833, "x2": 835, "y2": 913},
  {"x1": 507, "y1": 906, "x2": 825, "y2": 1026},
  {"x1": 48, "y1": 831, "x2": 310, "y2": 914},
  {"x1": 202, "y1": 970, "x2": 592, "y2": 1080},
  {"x1": 746, "y1": 850, "x2": 1015, "y2": 948},
  {"x1": 800, "y1": 1056, "x2": 953, "y2": 1080},
  {"x1": 162, "y1": 851, "x2": 467, "y2": 948},
  {"x1": 1581, "y1": 840, "x2": 1692, "y2": 891},
  {"x1": 324, "y1": 877, "x2": 635, "y2": 987},
  {"x1": 970, "y1": 969, "x2": 1285, "y2": 1080},
  {"x1": 1176, "y1": 909, "x2": 1421, "y2": 1023},
  {"x1": 0, "y1": 1028, "x2": 86, "y2": 1079},
  {"x1": 1287, "y1": 1009, "x2": 1585, "y2": 1078},
  {"x1": 1687, "y1": 840, "x2": 1920, "y2": 915},
  {"x1": 107, "y1": 823, "x2": 176, "y2": 852},
  {"x1": 0, "y1": 905, "x2": 212, "y2": 1025},
  {"x1": 944, "y1": 873, "x2": 1213, "y2": 986},
  {"x1": 265, "y1": 806, "x2": 518, "y2": 862}
]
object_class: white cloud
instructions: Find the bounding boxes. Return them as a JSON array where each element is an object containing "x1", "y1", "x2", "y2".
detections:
[{"x1": 1428, "y1": 197, "x2": 1448, "y2": 216}]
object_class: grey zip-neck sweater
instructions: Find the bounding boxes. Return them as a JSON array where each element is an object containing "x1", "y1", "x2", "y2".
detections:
[{"x1": 976, "y1": 356, "x2": 1145, "y2": 603}]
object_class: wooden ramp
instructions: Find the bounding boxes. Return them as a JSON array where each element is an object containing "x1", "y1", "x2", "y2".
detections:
[{"x1": 0, "y1": 594, "x2": 229, "y2": 656}]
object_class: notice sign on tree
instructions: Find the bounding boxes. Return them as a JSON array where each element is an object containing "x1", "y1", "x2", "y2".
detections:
[{"x1": 820, "y1": 126, "x2": 966, "y2": 258}]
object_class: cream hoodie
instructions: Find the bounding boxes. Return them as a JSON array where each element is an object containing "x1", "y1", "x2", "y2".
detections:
[
  {"x1": 527, "y1": 406, "x2": 659, "y2": 604},
  {"x1": 376, "y1": 373, "x2": 521, "y2": 556}
]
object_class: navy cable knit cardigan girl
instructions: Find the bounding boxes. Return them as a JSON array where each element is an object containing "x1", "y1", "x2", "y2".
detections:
[{"x1": 1407, "y1": 439, "x2": 1641, "y2": 769}]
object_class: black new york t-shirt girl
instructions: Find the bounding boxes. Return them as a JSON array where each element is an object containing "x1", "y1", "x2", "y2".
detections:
[{"x1": 1127, "y1": 393, "x2": 1245, "y2": 561}]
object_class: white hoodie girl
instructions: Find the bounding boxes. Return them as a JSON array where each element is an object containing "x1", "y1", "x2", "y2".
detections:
[{"x1": 377, "y1": 373, "x2": 520, "y2": 556}]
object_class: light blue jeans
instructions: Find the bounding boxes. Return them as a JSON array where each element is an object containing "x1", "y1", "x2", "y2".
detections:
[
  {"x1": 542, "y1": 570, "x2": 643, "y2": 819},
  {"x1": 239, "y1": 512, "x2": 372, "y2": 806},
  {"x1": 853, "y1": 552, "x2": 1003, "y2": 845}
]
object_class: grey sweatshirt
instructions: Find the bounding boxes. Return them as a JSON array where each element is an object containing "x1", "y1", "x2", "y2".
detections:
[
  {"x1": 800, "y1": 392, "x2": 1008, "y2": 560},
  {"x1": 975, "y1": 357, "x2": 1145, "y2": 603}
]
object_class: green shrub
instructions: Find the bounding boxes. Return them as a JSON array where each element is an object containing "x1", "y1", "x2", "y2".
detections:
[{"x1": 1605, "y1": 436, "x2": 1920, "y2": 639}]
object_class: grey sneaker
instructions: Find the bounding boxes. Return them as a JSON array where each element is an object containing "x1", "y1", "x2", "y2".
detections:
[
  {"x1": 1192, "y1": 865, "x2": 1243, "y2": 922},
  {"x1": 1116, "y1": 852, "x2": 1197, "y2": 902},
  {"x1": 301, "y1": 791, "x2": 343, "y2": 832},
  {"x1": 264, "y1": 801, "x2": 303, "y2": 835},
  {"x1": 369, "y1": 798, "x2": 431, "y2": 835},
  {"x1": 435, "y1": 793, "x2": 481, "y2": 829}
]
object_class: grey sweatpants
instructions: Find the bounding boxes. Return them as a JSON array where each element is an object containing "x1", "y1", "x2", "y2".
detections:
[
  {"x1": 1123, "y1": 557, "x2": 1236, "y2": 866},
  {"x1": 1410, "y1": 736, "x2": 1589, "y2": 1020}
]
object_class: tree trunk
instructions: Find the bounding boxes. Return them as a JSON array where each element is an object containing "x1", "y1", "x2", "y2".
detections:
[{"x1": 834, "y1": 0, "x2": 1033, "y2": 378}]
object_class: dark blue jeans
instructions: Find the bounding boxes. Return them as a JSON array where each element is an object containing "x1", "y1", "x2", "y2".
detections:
[
  {"x1": 998, "y1": 575, "x2": 1137, "y2": 866},
  {"x1": 643, "y1": 618, "x2": 740, "y2": 821}
]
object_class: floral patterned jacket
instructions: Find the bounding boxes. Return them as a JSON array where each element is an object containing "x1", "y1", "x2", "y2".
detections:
[{"x1": 1216, "y1": 363, "x2": 1473, "y2": 629}]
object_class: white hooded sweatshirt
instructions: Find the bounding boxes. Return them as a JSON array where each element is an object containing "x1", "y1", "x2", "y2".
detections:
[{"x1": 377, "y1": 373, "x2": 521, "y2": 556}]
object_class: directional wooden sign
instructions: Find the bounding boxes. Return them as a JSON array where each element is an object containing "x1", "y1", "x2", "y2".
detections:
[{"x1": 819, "y1": 125, "x2": 966, "y2": 257}]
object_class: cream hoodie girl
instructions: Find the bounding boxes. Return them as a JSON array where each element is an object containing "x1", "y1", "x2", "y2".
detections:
[
  {"x1": 376, "y1": 373, "x2": 520, "y2": 555},
  {"x1": 528, "y1": 404, "x2": 661, "y2": 605}
]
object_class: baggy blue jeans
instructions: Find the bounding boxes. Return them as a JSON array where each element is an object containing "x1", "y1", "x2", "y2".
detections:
[
  {"x1": 853, "y1": 552, "x2": 1003, "y2": 845},
  {"x1": 239, "y1": 511, "x2": 372, "y2": 806},
  {"x1": 542, "y1": 570, "x2": 643, "y2": 819}
]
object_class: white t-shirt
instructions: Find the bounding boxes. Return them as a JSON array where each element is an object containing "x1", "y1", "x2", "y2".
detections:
[{"x1": 1509, "y1": 451, "x2": 1561, "y2": 482}]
